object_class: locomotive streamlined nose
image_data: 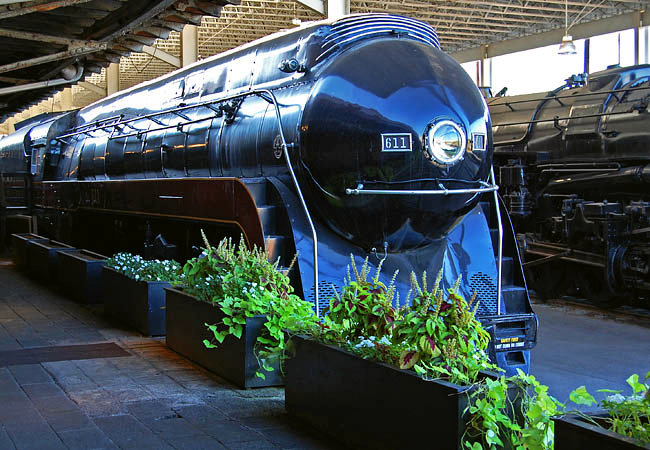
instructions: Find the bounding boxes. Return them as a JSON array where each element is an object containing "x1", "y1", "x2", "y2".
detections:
[{"x1": 298, "y1": 38, "x2": 492, "y2": 250}]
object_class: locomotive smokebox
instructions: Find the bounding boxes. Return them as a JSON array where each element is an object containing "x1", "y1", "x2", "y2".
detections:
[{"x1": 299, "y1": 38, "x2": 492, "y2": 251}]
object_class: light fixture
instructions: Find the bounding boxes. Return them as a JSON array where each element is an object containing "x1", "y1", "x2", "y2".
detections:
[
  {"x1": 425, "y1": 120, "x2": 466, "y2": 166},
  {"x1": 291, "y1": 17, "x2": 302, "y2": 25},
  {"x1": 558, "y1": 0, "x2": 577, "y2": 55}
]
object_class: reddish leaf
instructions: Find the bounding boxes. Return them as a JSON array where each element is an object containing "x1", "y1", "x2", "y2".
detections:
[{"x1": 399, "y1": 350, "x2": 420, "y2": 369}]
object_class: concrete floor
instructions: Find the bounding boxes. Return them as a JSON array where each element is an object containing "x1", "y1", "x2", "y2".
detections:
[
  {"x1": 0, "y1": 258, "x2": 648, "y2": 448},
  {"x1": 531, "y1": 300, "x2": 650, "y2": 405},
  {"x1": 0, "y1": 261, "x2": 336, "y2": 450}
]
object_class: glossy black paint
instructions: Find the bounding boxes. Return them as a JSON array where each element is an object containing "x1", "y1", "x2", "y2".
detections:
[
  {"x1": 0, "y1": 14, "x2": 535, "y2": 374},
  {"x1": 299, "y1": 38, "x2": 491, "y2": 249}
]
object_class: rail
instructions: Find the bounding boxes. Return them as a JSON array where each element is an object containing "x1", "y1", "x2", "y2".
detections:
[
  {"x1": 55, "y1": 89, "x2": 322, "y2": 316},
  {"x1": 491, "y1": 168, "x2": 503, "y2": 315},
  {"x1": 494, "y1": 108, "x2": 639, "y2": 128},
  {"x1": 487, "y1": 85, "x2": 650, "y2": 109},
  {"x1": 345, "y1": 179, "x2": 498, "y2": 195}
]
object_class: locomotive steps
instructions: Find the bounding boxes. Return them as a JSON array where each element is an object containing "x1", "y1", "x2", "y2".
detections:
[
  {"x1": 480, "y1": 200, "x2": 528, "y2": 315},
  {"x1": 244, "y1": 178, "x2": 294, "y2": 275}
]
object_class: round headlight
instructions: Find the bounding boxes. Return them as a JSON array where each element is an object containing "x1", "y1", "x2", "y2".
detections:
[{"x1": 425, "y1": 120, "x2": 466, "y2": 165}]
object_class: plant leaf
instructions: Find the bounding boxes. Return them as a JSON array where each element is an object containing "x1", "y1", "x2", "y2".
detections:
[
  {"x1": 399, "y1": 350, "x2": 420, "y2": 370},
  {"x1": 569, "y1": 386, "x2": 596, "y2": 406}
]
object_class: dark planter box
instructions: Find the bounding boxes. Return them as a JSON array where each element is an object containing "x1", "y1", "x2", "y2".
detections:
[
  {"x1": 165, "y1": 287, "x2": 282, "y2": 389},
  {"x1": 554, "y1": 414, "x2": 650, "y2": 450},
  {"x1": 286, "y1": 336, "x2": 503, "y2": 450},
  {"x1": 57, "y1": 249, "x2": 108, "y2": 304},
  {"x1": 10, "y1": 233, "x2": 48, "y2": 270},
  {"x1": 102, "y1": 266, "x2": 168, "y2": 336},
  {"x1": 27, "y1": 239, "x2": 75, "y2": 283}
]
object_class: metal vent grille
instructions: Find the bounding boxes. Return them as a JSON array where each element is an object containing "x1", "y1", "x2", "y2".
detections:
[
  {"x1": 309, "y1": 281, "x2": 339, "y2": 315},
  {"x1": 469, "y1": 272, "x2": 498, "y2": 316},
  {"x1": 317, "y1": 14, "x2": 440, "y2": 62}
]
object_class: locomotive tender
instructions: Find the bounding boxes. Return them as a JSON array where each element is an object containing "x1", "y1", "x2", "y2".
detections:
[
  {"x1": 0, "y1": 14, "x2": 536, "y2": 374},
  {"x1": 490, "y1": 64, "x2": 650, "y2": 306}
]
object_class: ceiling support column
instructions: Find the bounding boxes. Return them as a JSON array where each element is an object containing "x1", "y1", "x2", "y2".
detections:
[
  {"x1": 645, "y1": 26, "x2": 650, "y2": 65},
  {"x1": 479, "y1": 45, "x2": 491, "y2": 88},
  {"x1": 327, "y1": 0, "x2": 349, "y2": 19},
  {"x1": 634, "y1": 11, "x2": 642, "y2": 65},
  {"x1": 181, "y1": 24, "x2": 198, "y2": 67},
  {"x1": 60, "y1": 88, "x2": 73, "y2": 110},
  {"x1": 107, "y1": 63, "x2": 119, "y2": 96}
]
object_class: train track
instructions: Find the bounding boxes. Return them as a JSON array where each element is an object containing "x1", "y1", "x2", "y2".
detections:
[{"x1": 531, "y1": 294, "x2": 650, "y2": 328}]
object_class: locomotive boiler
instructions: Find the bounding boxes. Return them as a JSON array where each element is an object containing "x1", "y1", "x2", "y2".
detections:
[
  {"x1": 490, "y1": 64, "x2": 650, "y2": 306},
  {"x1": 0, "y1": 13, "x2": 536, "y2": 374}
]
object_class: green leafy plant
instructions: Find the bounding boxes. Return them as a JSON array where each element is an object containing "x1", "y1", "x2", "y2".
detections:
[
  {"x1": 392, "y1": 270, "x2": 495, "y2": 385},
  {"x1": 567, "y1": 372, "x2": 650, "y2": 445},
  {"x1": 314, "y1": 257, "x2": 496, "y2": 383},
  {"x1": 464, "y1": 370, "x2": 564, "y2": 450},
  {"x1": 313, "y1": 257, "x2": 562, "y2": 450},
  {"x1": 322, "y1": 256, "x2": 399, "y2": 342},
  {"x1": 105, "y1": 252, "x2": 182, "y2": 283},
  {"x1": 183, "y1": 232, "x2": 318, "y2": 379}
]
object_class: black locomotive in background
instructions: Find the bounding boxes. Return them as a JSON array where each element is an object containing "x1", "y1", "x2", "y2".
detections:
[
  {"x1": 490, "y1": 64, "x2": 650, "y2": 307},
  {"x1": 0, "y1": 14, "x2": 536, "y2": 375}
]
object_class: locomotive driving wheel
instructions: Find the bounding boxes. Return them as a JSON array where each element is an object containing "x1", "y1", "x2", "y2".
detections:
[
  {"x1": 525, "y1": 260, "x2": 567, "y2": 301},
  {"x1": 574, "y1": 268, "x2": 624, "y2": 309}
]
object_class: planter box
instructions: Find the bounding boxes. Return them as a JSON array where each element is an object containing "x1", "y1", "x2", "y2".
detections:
[
  {"x1": 27, "y1": 239, "x2": 75, "y2": 283},
  {"x1": 554, "y1": 414, "x2": 650, "y2": 450},
  {"x1": 286, "y1": 336, "x2": 503, "y2": 450},
  {"x1": 10, "y1": 233, "x2": 48, "y2": 270},
  {"x1": 102, "y1": 266, "x2": 168, "y2": 336},
  {"x1": 57, "y1": 249, "x2": 108, "y2": 304},
  {"x1": 165, "y1": 287, "x2": 282, "y2": 389}
]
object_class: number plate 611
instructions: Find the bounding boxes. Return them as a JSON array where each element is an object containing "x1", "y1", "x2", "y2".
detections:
[{"x1": 381, "y1": 133, "x2": 412, "y2": 152}]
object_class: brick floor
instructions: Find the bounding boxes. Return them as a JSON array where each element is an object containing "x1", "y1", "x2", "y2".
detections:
[{"x1": 0, "y1": 260, "x2": 338, "y2": 450}]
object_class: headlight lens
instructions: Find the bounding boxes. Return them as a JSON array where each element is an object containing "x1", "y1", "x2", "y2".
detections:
[{"x1": 426, "y1": 120, "x2": 466, "y2": 165}]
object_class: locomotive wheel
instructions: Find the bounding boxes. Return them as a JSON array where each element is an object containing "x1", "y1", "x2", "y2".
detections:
[
  {"x1": 574, "y1": 270, "x2": 624, "y2": 309},
  {"x1": 525, "y1": 261, "x2": 566, "y2": 301}
]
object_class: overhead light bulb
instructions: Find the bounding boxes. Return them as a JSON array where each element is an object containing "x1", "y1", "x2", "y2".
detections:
[
  {"x1": 558, "y1": 34, "x2": 577, "y2": 55},
  {"x1": 292, "y1": 18, "x2": 302, "y2": 25},
  {"x1": 558, "y1": 0, "x2": 576, "y2": 55}
]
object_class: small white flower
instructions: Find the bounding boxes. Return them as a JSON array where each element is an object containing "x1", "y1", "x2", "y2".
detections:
[
  {"x1": 606, "y1": 394, "x2": 626, "y2": 404},
  {"x1": 377, "y1": 336, "x2": 391, "y2": 346}
]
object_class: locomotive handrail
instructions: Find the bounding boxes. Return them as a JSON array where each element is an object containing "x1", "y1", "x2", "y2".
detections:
[
  {"x1": 488, "y1": 85, "x2": 650, "y2": 108},
  {"x1": 261, "y1": 89, "x2": 321, "y2": 317},
  {"x1": 345, "y1": 173, "x2": 504, "y2": 314},
  {"x1": 344, "y1": 180, "x2": 498, "y2": 195},
  {"x1": 491, "y1": 167, "x2": 503, "y2": 316},
  {"x1": 55, "y1": 88, "x2": 322, "y2": 316},
  {"x1": 494, "y1": 108, "x2": 640, "y2": 128}
]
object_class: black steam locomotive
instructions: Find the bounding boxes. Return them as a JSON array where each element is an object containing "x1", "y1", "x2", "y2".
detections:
[
  {"x1": 0, "y1": 14, "x2": 536, "y2": 374},
  {"x1": 490, "y1": 64, "x2": 650, "y2": 306}
]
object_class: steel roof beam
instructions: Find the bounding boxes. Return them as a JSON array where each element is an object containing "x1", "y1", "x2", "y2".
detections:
[
  {"x1": 295, "y1": 0, "x2": 325, "y2": 15},
  {"x1": 452, "y1": 9, "x2": 650, "y2": 63},
  {"x1": 78, "y1": 80, "x2": 105, "y2": 96},
  {"x1": 0, "y1": 43, "x2": 107, "y2": 74},
  {"x1": 0, "y1": 28, "x2": 99, "y2": 46},
  {"x1": 0, "y1": 0, "x2": 93, "y2": 20}
]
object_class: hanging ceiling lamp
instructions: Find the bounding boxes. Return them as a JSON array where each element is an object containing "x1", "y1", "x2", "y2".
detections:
[{"x1": 558, "y1": 0, "x2": 577, "y2": 55}]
